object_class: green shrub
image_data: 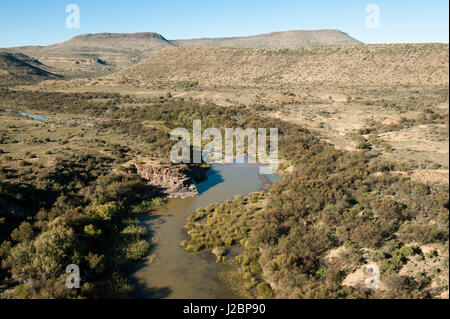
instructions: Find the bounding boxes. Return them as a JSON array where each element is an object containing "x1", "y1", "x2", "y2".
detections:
[
  {"x1": 123, "y1": 240, "x2": 149, "y2": 261},
  {"x1": 356, "y1": 137, "x2": 371, "y2": 150},
  {"x1": 84, "y1": 224, "x2": 102, "y2": 236},
  {"x1": 121, "y1": 224, "x2": 147, "y2": 238},
  {"x1": 425, "y1": 251, "x2": 437, "y2": 259},
  {"x1": 256, "y1": 283, "x2": 274, "y2": 298},
  {"x1": 131, "y1": 197, "x2": 165, "y2": 214},
  {"x1": 399, "y1": 246, "x2": 414, "y2": 257},
  {"x1": 13, "y1": 284, "x2": 33, "y2": 299},
  {"x1": 95, "y1": 201, "x2": 122, "y2": 220}
]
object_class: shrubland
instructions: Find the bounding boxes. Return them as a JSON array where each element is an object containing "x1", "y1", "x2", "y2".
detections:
[
  {"x1": 0, "y1": 86, "x2": 448, "y2": 299},
  {"x1": 0, "y1": 154, "x2": 159, "y2": 298},
  {"x1": 184, "y1": 129, "x2": 448, "y2": 299}
]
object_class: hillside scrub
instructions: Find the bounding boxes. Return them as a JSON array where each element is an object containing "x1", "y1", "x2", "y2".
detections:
[
  {"x1": 184, "y1": 139, "x2": 448, "y2": 299},
  {"x1": 1, "y1": 87, "x2": 448, "y2": 299},
  {"x1": 116, "y1": 44, "x2": 449, "y2": 88},
  {"x1": 0, "y1": 153, "x2": 158, "y2": 298}
]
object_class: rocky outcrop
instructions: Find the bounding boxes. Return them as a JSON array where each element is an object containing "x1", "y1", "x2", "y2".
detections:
[{"x1": 135, "y1": 162, "x2": 198, "y2": 199}]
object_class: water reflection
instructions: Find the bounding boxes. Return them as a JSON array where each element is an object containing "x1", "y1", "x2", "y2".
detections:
[
  {"x1": 132, "y1": 161, "x2": 279, "y2": 299},
  {"x1": 19, "y1": 111, "x2": 48, "y2": 122}
]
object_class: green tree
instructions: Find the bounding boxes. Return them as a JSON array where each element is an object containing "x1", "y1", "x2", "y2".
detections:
[
  {"x1": 95, "y1": 201, "x2": 122, "y2": 220},
  {"x1": 31, "y1": 225, "x2": 76, "y2": 279}
]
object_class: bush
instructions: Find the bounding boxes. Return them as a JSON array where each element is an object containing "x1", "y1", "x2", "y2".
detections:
[
  {"x1": 425, "y1": 251, "x2": 437, "y2": 259},
  {"x1": 399, "y1": 246, "x2": 414, "y2": 257},
  {"x1": 8, "y1": 225, "x2": 76, "y2": 281},
  {"x1": 122, "y1": 240, "x2": 149, "y2": 261},
  {"x1": 84, "y1": 224, "x2": 102, "y2": 236},
  {"x1": 398, "y1": 223, "x2": 441, "y2": 244},
  {"x1": 13, "y1": 284, "x2": 33, "y2": 299},
  {"x1": 11, "y1": 222, "x2": 34, "y2": 242},
  {"x1": 131, "y1": 197, "x2": 165, "y2": 214},
  {"x1": 95, "y1": 201, "x2": 122, "y2": 220},
  {"x1": 356, "y1": 138, "x2": 371, "y2": 150},
  {"x1": 19, "y1": 160, "x2": 30, "y2": 166},
  {"x1": 121, "y1": 224, "x2": 147, "y2": 238},
  {"x1": 256, "y1": 283, "x2": 274, "y2": 298}
]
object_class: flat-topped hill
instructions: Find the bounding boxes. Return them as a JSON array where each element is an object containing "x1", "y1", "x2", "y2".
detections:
[{"x1": 3, "y1": 30, "x2": 362, "y2": 74}]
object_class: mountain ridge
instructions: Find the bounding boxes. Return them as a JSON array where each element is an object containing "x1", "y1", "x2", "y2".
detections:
[
  {"x1": 71, "y1": 32, "x2": 170, "y2": 41},
  {"x1": 2, "y1": 29, "x2": 362, "y2": 75},
  {"x1": 172, "y1": 29, "x2": 362, "y2": 47}
]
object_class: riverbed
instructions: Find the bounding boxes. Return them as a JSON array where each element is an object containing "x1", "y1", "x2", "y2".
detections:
[{"x1": 132, "y1": 161, "x2": 280, "y2": 299}]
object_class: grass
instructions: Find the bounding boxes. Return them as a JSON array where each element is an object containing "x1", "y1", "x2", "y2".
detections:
[
  {"x1": 0, "y1": 109, "x2": 166, "y2": 174},
  {"x1": 131, "y1": 197, "x2": 166, "y2": 214}
]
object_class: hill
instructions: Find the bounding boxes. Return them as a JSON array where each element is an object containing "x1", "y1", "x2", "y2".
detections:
[
  {"x1": 3, "y1": 30, "x2": 362, "y2": 75},
  {"x1": 114, "y1": 43, "x2": 448, "y2": 87},
  {"x1": 173, "y1": 29, "x2": 361, "y2": 48},
  {"x1": 4, "y1": 32, "x2": 175, "y2": 75},
  {"x1": 0, "y1": 52, "x2": 60, "y2": 86}
]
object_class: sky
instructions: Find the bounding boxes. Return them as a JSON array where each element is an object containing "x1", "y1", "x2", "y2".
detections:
[{"x1": 0, "y1": 0, "x2": 448, "y2": 47}]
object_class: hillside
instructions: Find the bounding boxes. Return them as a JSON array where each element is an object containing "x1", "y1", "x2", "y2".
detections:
[
  {"x1": 4, "y1": 32, "x2": 175, "y2": 75},
  {"x1": 0, "y1": 52, "x2": 60, "y2": 86},
  {"x1": 3, "y1": 30, "x2": 362, "y2": 75},
  {"x1": 173, "y1": 29, "x2": 361, "y2": 48},
  {"x1": 114, "y1": 43, "x2": 449, "y2": 87}
]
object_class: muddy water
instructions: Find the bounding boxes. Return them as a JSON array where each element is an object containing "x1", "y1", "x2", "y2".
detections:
[{"x1": 132, "y1": 162, "x2": 280, "y2": 299}]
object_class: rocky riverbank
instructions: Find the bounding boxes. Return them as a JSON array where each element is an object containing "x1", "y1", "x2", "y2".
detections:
[{"x1": 131, "y1": 159, "x2": 199, "y2": 199}]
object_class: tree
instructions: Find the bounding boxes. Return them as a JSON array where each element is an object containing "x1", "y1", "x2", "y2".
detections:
[
  {"x1": 11, "y1": 222, "x2": 34, "y2": 242},
  {"x1": 31, "y1": 225, "x2": 76, "y2": 279},
  {"x1": 95, "y1": 201, "x2": 122, "y2": 221}
]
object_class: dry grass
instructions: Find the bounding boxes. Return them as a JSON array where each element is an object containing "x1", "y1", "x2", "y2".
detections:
[{"x1": 103, "y1": 44, "x2": 449, "y2": 88}]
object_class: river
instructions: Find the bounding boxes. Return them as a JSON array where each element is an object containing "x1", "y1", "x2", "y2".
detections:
[{"x1": 131, "y1": 161, "x2": 280, "y2": 299}]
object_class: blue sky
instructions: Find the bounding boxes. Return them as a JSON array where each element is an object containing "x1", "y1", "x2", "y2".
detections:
[{"x1": 0, "y1": 0, "x2": 448, "y2": 47}]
